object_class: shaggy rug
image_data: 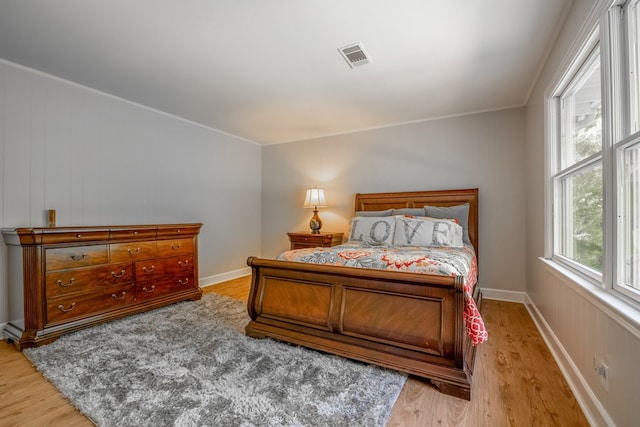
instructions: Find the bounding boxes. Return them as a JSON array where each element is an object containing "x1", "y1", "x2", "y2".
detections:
[{"x1": 24, "y1": 293, "x2": 407, "y2": 427}]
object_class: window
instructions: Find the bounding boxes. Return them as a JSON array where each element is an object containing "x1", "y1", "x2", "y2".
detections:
[
  {"x1": 552, "y1": 46, "x2": 604, "y2": 279},
  {"x1": 615, "y1": 0, "x2": 640, "y2": 301},
  {"x1": 618, "y1": 137, "x2": 640, "y2": 298},
  {"x1": 548, "y1": 0, "x2": 640, "y2": 306},
  {"x1": 560, "y1": 49, "x2": 603, "y2": 169},
  {"x1": 628, "y1": 0, "x2": 640, "y2": 132}
]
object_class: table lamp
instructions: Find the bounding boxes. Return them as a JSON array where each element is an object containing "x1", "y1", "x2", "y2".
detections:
[{"x1": 303, "y1": 188, "x2": 327, "y2": 234}]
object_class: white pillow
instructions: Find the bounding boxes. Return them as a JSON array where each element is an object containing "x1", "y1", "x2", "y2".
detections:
[
  {"x1": 393, "y1": 216, "x2": 464, "y2": 247},
  {"x1": 348, "y1": 216, "x2": 395, "y2": 245}
]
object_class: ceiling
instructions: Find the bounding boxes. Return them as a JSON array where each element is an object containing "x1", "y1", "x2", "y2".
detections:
[{"x1": 0, "y1": 1, "x2": 572, "y2": 145}]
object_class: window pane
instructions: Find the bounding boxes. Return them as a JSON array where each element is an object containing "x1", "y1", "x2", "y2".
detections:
[
  {"x1": 620, "y1": 143, "x2": 640, "y2": 292},
  {"x1": 558, "y1": 163, "x2": 603, "y2": 272},
  {"x1": 628, "y1": 0, "x2": 640, "y2": 133},
  {"x1": 560, "y1": 49, "x2": 602, "y2": 169}
]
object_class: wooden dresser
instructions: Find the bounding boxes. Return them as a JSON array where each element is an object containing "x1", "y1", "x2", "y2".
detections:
[{"x1": 1, "y1": 223, "x2": 202, "y2": 350}]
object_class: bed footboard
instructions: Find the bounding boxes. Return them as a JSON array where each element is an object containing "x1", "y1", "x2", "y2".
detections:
[{"x1": 245, "y1": 256, "x2": 480, "y2": 400}]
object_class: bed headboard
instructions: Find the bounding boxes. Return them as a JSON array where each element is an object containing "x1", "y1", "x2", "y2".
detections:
[{"x1": 354, "y1": 188, "x2": 479, "y2": 257}]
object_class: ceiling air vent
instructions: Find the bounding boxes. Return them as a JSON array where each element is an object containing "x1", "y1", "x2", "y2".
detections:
[{"x1": 338, "y1": 42, "x2": 371, "y2": 68}]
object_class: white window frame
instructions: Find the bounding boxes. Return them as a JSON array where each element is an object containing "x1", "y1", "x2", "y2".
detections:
[
  {"x1": 548, "y1": 33, "x2": 604, "y2": 287},
  {"x1": 546, "y1": 0, "x2": 640, "y2": 309},
  {"x1": 615, "y1": 133, "x2": 640, "y2": 302}
]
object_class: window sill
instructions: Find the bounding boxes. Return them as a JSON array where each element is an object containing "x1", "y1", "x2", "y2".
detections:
[{"x1": 539, "y1": 257, "x2": 640, "y2": 338}]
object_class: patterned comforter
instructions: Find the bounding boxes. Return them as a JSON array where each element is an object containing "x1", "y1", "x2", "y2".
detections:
[{"x1": 277, "y1": 242, "x2": 488, "y2": 345}]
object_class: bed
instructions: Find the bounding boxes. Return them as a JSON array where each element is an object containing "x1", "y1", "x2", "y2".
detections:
[{"x1": 245, "y1": 188, "x2": 486, "y2": 400}]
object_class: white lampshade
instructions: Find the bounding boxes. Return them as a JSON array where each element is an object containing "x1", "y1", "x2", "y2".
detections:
[{"x1": 303, "y1": 188, "x2": 327, "y2": 208}]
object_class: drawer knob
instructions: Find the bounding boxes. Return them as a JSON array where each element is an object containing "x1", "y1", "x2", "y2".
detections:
[
  {"x1": 142, "y1": 265, "x2": 155, "y2": 273},
  {"x1": 177, "y1": 260, "x2": 189, "y2": 267},
  {"x1": 171, "y1": 243, "x2": 182, "y2": 250},
  {"x1": 69, "y1": 253, "x2": 87, "y2": 262},
  {"x1": 142, "y1": 285, "x2": 156, "y2": 293},
  {"x1": 111, "y1": 270, "x2": 126, "y2": 278},
  {"x1": 58, "y1": 303, "x2": 76, "y2": 313},
  {"x1": 111, "y1": 291, "x2": 127, "y2": 300},
  {"x1": 75, "y1": 234, "x2": 82, "y2": 238},
  {"x1": 178, "y1": 278, "x2": 189, "y2": 286},
  {"x1": 127, "y1": 248, "x2": 141, "y2": 255},
  {"x1": 57, "y1": 278, "x2": 75, "y2": 287}
]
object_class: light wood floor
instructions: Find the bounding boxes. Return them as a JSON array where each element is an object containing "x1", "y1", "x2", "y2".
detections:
[{"x1": 0, "y1": 276, "x2": 588, "y2": 427}]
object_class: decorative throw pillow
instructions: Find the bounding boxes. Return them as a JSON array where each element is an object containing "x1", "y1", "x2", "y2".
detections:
[
  {"x1": 391, "y1": 208, "x2": 426, "y2": 216},
  {"x1": 423, "y1": 203, "x2": 471, "y2": 245},
  {"x1": 348, "y1": 216, "x2": 396, "y2": 245},
  {"x1": 355, "y1": 209, "x2": 394, "y2": 217},
  {"x1": 393, "y1": 216, "x2": 464, "y2": 247}
]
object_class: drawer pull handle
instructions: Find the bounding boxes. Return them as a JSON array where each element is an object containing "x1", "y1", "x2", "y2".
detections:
[
  {"x1": 178, "y1": 278, "x2": 189, "y2": 285},
  {"x1": 177, "y1": 260, "x2": 189, "y2": 267},
  {"x1": 176, "y1": 229, "x2": 181, "y2": 233},
  {"x1": 171, "y1": 243, "x2": 182, "y2": 250},
  {"x1": 111, "y1": 291, "x2": 127, "y2": 300},
  {"x1": 142, "y1": 285, "x2": 156, "y2": 293},
  {"x1": 133, "y1": 231, "x2": 138, "y2": 235},
  {"x1": 70, "y1": 253, "x2": 87, "y2": 261},
  {"x1": 111, "y1": 270, "x2": 126, "y2": 278},
  {"x1": 57, "y1": 278, "x2": 75, "y2": 287},
  {"x1": 76, "y1": 234, "x2": 82, "y2": 238},
  {"x1": 127, "y1": 248, "x2": 141, "y2": 255},
  {"x1": 142, "y1": 265, "x2": 155, "y2": 273},
  {"x1": 58, "y1": 303, "x2": 76, "y2": 313}
]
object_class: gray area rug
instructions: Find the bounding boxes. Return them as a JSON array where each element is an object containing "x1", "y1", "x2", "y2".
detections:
[{"x1": 24, "y1": 293, "x2": 407, "y2": 426}]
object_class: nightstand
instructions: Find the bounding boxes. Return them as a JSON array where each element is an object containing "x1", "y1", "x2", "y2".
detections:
[{"x1": 287, "y1": 232, "x2": 344, "y2": 250}]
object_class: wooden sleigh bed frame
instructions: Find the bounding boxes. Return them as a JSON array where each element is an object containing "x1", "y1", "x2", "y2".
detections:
[{"x1": 245, "y1": 188, "x2": 481, "y2": 400}]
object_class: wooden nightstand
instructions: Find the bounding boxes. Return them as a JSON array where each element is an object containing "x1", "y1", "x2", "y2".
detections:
[{"x1": 287, "y1": 232, "x2": 344, "y2": 250}]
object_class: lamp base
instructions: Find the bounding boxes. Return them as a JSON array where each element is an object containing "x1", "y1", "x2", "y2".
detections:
[{"x1": 309, "y1": 209, "x2": 322, "y2": 234}]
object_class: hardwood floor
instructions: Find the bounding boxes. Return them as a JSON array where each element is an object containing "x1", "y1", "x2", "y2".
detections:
[{"x1": 0, "y1": 276, "x2": 588, "y2": 426}]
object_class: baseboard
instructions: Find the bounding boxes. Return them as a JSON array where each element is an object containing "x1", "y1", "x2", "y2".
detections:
[
  {"x1": 480, "y1": 287, "x2": 527, "y2": 303},
  {"x1": 525, "y1": 295, "x2": 614, "y2": 427},
  {"x1": 199, "y1": 267, "x2": 251, "y2": 288}
]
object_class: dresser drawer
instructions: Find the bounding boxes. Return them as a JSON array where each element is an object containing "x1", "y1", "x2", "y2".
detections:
[
  {"x1": 109, "y1": 227, "x2": 157, "y2": 242},
  {"x1": 162, "y1": 255, "x2": 194, "y2": 276},
  {"x1": 45, "y1": 262, "x2": 133, "y2": 299},
  {"x1": 136, "y1": 274, "x2": 195, "y2": 301},
  {"x1": 40, "y1": 230, "x2": 110, "y2": 245},
  {"x1": 46, "y1": 284, "x2": 135, "y2": 325},
  {"x1": 134, "y1": 259, "x2": 164, "y2": 280},
  {"x1": 291, "y1": 241, "x2": 329, "y2": 249},
  {"x1": 110, "y1": 241, "x2": 158, "y2": 263},
  {"x1": 157, "y1": 238, "x2": 193, "y2": 257},
  {"x1": 133, "y1": 255, "x2": 194, "y2": 280},
  {"x1": 157, "y1": 225, "x2": 199, "y2": 238},
  {"x1": 45, "y1": 245, "x2": 109, "y2": 270}
]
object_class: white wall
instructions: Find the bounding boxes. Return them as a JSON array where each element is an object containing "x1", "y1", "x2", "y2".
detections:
[
  {"x1": 262, "y1": 107, "x2": 526, "y2": 293},
  {"x1": 525, "y1": 0, "x2": 640, "y2": 425},
  {"x1": 0, "y1": 60, "x2": 262, "y2": 326}
]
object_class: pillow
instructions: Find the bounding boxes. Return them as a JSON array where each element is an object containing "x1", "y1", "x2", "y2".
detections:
[
  {"x1": 393, "y1": 216, "x2": 464, "y2": 247},
  {"x1": 424, "y1": 203, "x2": 471, "y2": 245},
  {"x1": 392, "y1": 208, "x2": 426, "y2": 216},
  {"x1": 348, "y1": 216, "x2": 395, "y2": 245},
  {"x1": 355, "y1": 209, "x2": 393, "y2": 217}
]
